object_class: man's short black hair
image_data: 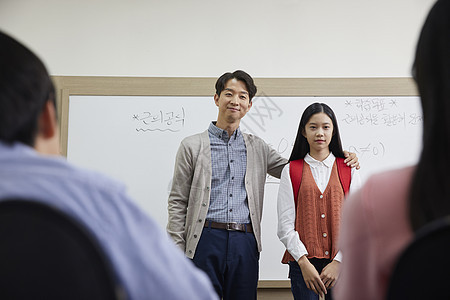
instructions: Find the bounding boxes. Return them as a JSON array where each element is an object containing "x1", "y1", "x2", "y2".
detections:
[
  {"x1": 0, "y1": 31, "x2": 56, "y2": 146},
  {"x1": 215, "y1": 70, "x2": 257, "y2": 101}
]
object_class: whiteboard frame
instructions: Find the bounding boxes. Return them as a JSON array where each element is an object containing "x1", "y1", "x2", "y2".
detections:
[{"x1": 53, "y1": 76, "x2": 418, "y2": 288}]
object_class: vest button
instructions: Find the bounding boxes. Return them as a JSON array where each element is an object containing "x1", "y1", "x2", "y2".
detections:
[
  {"x1": 320, "y1": 195, "x2": 324, "y2": 199},
  {"x1": 321, "y1": 214, "x2": 325, "y2": 218},
  {"x1": 325, "y1": 251, "x2": 329, "y2": 255},
  {"x1": 323, "y1": 233, "x2": 327, "y2": 238}
]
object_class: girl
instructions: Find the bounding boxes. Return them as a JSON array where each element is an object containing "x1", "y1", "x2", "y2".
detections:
[{"x1": 277, "y1": 103, "x2": 361, "y2": 300}]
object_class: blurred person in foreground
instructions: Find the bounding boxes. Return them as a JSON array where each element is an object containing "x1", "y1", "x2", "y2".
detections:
[{"x1": 335, "y1": 1, "x2": 450, "y2": 299}]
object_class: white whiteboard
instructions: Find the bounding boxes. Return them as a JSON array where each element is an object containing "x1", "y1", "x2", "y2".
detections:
[{"x1": 67, "y1": 95, "x2": 422, "y2": 281}]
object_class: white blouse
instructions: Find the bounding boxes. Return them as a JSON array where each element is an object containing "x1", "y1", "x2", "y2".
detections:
[{"x1": 277, "y1": 153, "x2": 362, "y2": 262}]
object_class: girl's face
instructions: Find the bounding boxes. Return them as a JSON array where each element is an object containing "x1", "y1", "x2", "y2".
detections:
[{"x1": 302, "y1": 112, "x2": 334, "y2": 155}]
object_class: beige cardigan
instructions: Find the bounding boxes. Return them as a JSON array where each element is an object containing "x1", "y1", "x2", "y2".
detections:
[{"x1": 167, "y1": 130, "x2": 287, "y2": 258}]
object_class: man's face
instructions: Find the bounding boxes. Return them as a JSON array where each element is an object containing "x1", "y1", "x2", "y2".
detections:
[{"x1": 214, "y1": 78, "x2": 252, "y2": 124}]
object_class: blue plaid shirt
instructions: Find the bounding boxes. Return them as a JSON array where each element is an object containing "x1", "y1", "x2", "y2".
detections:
[{"x1": 207, "y1": 122, "x2": 250, "y2": 223}]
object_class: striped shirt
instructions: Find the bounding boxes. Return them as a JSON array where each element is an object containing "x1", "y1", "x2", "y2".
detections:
[
  {"x1": 207, "y1": 122, "x2": 250, "y2": 223},
  {"x1": 0, "y1": 142, "x2": 218, "y2": 300}
]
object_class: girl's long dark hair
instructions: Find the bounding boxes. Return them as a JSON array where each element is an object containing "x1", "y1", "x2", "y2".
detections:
[
  {"x1": 409, "y1": 0, "x2": 450, "y2": 231},
  {"x1": 289, "y1": 103, "x2": 345, "y2": 162}
]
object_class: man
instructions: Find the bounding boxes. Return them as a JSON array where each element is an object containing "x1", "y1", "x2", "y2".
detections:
[
  {"x1": 0, "y1": 31, "x2": 217, "y2": 300},
  {"x1": 167, "y1": 70, "x2": 359, "y2": 299}
]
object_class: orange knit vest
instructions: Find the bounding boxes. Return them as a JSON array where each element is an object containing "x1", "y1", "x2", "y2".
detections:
[{"x1": 282, "y1": 162, "x2": 344, "y2": 263}]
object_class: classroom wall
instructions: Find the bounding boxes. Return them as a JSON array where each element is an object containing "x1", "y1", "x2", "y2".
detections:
[{"x1": 0, "y1": 0, "x2": 436, "y2": 78}]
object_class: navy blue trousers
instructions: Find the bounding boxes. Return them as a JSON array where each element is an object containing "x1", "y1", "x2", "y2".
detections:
[
  {"x1": 289, "y1": 258, "x2": 334, "y2": 300},
  {"x1": 192, "y1": 226, "x2": 259, "y2": 300}
]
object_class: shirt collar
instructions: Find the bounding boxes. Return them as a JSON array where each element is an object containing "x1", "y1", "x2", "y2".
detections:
[
  {"x1": 304, "y1": 152, "x2": 335, "y2": 168},
  {"x1": 208, "y1": 122, "x2": 240, "y2": 140},
  {"x1": 0, "y1": 141, "x2": 35, "y2": 155}
]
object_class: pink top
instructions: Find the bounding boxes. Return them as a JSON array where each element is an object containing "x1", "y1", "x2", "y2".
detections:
[{"x1": 335, "y1": 166, "x2": 415, "y2": 300}]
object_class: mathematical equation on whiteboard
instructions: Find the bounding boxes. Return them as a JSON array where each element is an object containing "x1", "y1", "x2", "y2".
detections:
[
  {"x1": 265, "y1": 140, "x2": 388, "y2": 185},
  {"x1": 132, "y1": 108, "x2": 185, "y2": 132},
  {"x1": 271, "y1": 137, "x2": 387, "y2": 159},
  {"x1": 342, "y1": 98, "x2": 422, "y2": 127},
  {"x1": 347, "y1": 142, "x2": 385, "y2": 158}
]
